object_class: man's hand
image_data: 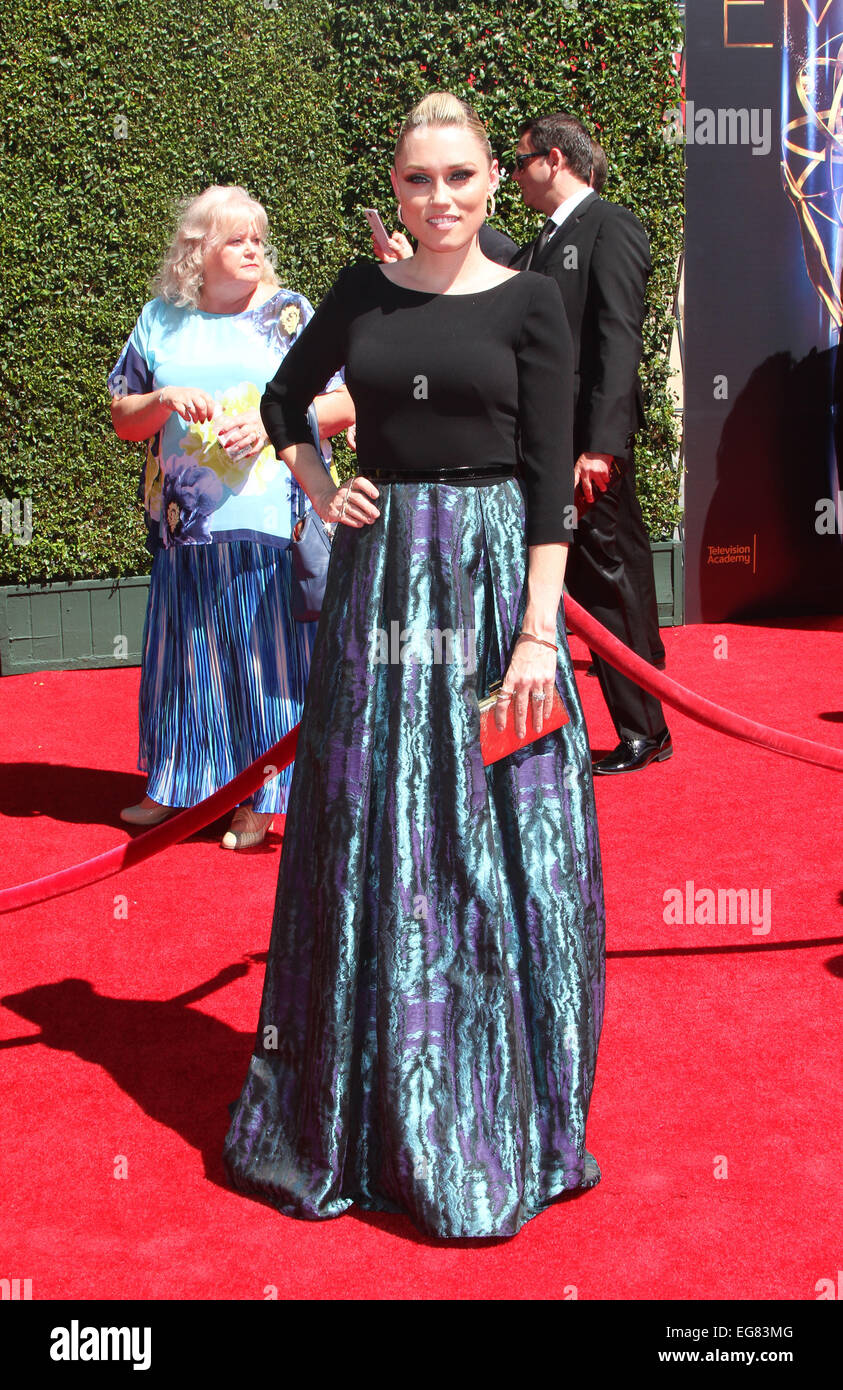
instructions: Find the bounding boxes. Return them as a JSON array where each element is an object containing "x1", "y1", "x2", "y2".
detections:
[
  {"x1": 371, "y1": 231, "x2": 413, "y2": 263},
  {"x1": 574, "y1": 452, "x2": 615, "y2": 507}
]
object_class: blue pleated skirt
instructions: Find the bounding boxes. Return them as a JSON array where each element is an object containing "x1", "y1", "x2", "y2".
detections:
[
  {"x1": 222, "y1": 480, "x2": 606, "y2": 1239},
  {"x1": 138, "y1": 540, "x2": 316, "y2": 814}
]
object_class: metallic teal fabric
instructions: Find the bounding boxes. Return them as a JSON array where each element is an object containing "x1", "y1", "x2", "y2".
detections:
[{"x1": 223, "y1": 478, "x2": 605, "y2": 1239}]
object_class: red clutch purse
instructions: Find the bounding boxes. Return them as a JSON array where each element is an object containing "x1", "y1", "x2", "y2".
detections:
[{"x1": 478, "y1": 682, "x2": 569, "y2": 766}]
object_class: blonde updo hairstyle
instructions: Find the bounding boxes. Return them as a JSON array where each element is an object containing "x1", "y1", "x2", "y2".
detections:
[
  {"x1": 393, "y1": 91, "x2": 493, "y2": 167},
  {"x1": 152, "y1": 185, "x2": 279, "y2": 309}
]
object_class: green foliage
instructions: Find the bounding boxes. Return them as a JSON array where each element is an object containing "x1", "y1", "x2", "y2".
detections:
[
  {"x1": 0, "y1": 0, "x2": 683, "y2": 586},
  {"x1": 0, "y1": 0, "x2": 342, "y2": 584}
]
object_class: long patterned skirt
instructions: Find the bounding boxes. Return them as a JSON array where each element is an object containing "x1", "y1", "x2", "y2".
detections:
[
  {"x1": 138, "y1": 540, "x2": 316, "y2": 814},
  {"x1": 222, "y1": 480, "x2": 606, "y2": 1238}
]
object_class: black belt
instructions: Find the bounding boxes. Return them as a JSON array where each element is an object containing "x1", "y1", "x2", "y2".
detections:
[{"x1": 359, "y1": 464, "x2": 516, "y2": 485}]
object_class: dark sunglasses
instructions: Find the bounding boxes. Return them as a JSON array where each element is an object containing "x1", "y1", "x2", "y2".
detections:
[{"x1": 511, "y1": 151, "x2": 547, "y2": 172}]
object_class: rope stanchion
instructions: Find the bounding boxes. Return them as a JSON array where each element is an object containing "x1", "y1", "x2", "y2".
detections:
[
  {"x1": 563, "y1": 595, "x2": 843, "y2": 773},
  {"x1": 0, "y1": 727, "x2": 299, "y2": 915},
  {"x1": 2, "y1": 602, "x2": 841, "y2": 916}
]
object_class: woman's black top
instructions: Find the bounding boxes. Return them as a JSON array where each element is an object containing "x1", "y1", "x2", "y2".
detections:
[{"x1": 260, "y1": 259, "x2": 575, "y2": 546}]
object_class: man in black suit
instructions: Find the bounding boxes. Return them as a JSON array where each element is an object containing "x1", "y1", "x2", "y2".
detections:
[
  {"x1": 510, "y1": 113, "x2": 671, "y2": 773},
  {"x1": 587, "y1": 135, "x2": 666, "y2": 679}
]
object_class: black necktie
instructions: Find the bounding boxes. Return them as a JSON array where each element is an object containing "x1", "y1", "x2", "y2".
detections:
[{"x1": 528, "y1": 217, "x2": 557, "y2": 268}]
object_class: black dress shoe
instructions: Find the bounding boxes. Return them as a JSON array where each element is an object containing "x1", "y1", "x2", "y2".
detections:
[{"x1": 592, "y1": 728, "x2": 673, "y2": 774}]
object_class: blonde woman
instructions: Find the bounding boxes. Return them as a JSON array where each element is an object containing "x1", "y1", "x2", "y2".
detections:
[
  {"x1": 224, "y1": 96, "x2": 605, "y2": 1238},
  {"x1": 109, "y1": 186, "x2": 354, "y2": 847}
]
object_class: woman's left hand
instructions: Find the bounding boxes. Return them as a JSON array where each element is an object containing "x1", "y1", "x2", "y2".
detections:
[
  {"x1": 215, "y1": 409, "x2": 268, "y2": 462},
  {"x1": 496, "y1": 636, "x2": 557, "y2": 737}
]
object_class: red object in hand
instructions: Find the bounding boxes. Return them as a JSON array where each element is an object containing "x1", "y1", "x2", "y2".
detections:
[{"x1": 478, "y1": 686, "x2": 569, "y2": 766}]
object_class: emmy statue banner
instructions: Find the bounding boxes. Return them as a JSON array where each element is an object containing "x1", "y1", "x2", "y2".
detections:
[{"x1": 683, "y1": 0, "x2": 843, "y2": 622}]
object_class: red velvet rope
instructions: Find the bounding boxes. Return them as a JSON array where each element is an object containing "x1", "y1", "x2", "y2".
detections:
[
  {"x1": 563, "y1": 596, "x2": 843, "y2": 773},
  {"x1": 0, "y1": 728, "x2": 299, "y2": 915},
  {"x1": 1, "y1": 600, "x2": 840, "y2": 915}
]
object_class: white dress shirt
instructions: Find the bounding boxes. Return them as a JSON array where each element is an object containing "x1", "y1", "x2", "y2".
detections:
[{"x1": 544, "y1": 184, "x2": 595, "y2": 241}]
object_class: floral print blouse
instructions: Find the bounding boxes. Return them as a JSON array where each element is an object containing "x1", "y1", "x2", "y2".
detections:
[{"x1": 108, "y1": 290, "x2": 344, "y2": 550}]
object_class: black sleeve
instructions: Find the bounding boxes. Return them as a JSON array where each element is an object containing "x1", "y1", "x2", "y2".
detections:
[
  {"x1": 582, "y1": 207, "x2": 651, "y2": 456},
  {"x1": 516, "y1": 276, "x2": 576, "y2": 546},
  {"x1": 260, "y1": 266, "x2": 353, "y2": 451}
]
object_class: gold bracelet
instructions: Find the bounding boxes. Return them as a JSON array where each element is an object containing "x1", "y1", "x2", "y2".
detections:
[{"x1": 518, "y1": 630, "x2": 557, "y2": 652}]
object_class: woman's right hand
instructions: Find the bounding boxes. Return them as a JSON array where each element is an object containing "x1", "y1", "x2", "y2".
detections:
[
  {"x1": 315, "y1": 476, "x2": 381, "y2": 528},
  {"x1": 158, "y1": 386, "x2": 219, "y2": 423}
]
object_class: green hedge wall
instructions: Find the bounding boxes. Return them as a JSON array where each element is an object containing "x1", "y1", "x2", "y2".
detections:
[
  {"x1": 0, "y1": 0, "x2": 683, "y2": 586},
  {"x1": 0, "y1": 0, "x2": 344, "y2": 586}
]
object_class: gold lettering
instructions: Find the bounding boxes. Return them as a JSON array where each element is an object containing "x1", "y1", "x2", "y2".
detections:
[
  {"x1": 724, "y1": 0, "x2": 773, "y2": 48},
  {"x1": 797, "y1": 0, "x2": 834, "y2": 27}
]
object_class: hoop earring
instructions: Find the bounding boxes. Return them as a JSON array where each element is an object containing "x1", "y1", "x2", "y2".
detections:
[
  {"x1": 486, "y1": 192, "x2": 496, "y2": 219},
  {"x1": 397, "y1": 203, "x2": 404, "y2": 225}
]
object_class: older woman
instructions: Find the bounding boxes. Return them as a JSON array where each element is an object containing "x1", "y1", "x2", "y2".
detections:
[{"x1": 108, "y1": 185, "x2": 354, "y2": 848}]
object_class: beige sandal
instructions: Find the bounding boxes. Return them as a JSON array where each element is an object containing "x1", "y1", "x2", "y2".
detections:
[
  {"x1": 120, "y1": 795, "x2": 175, "y2": 826},
  {"x1": 221, "y1": 806, "x2": 274, "y2": 850}
]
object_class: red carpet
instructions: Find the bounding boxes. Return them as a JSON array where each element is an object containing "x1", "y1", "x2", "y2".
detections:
[{"x1": 1, "y1": 619, "x2": 841, "y2": 1299}]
